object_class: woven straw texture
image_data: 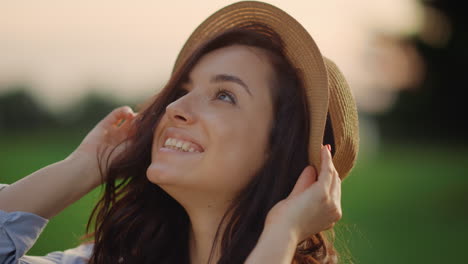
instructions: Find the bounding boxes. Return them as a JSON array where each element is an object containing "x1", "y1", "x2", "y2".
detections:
[{"x1": 324, "y1": 58, "x2": 359, "y2": 178}]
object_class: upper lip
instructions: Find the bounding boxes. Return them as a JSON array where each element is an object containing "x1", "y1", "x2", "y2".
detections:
[{"x1": 161, "y1": 127, "x2": 205, "y2": 152}]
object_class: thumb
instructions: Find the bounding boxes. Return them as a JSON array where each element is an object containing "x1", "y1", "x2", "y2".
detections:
[
  {"x1": 102, "y1": 106, "x2": 135, "y2": 127},
  {"x1": 288, "y1": 166, "x2": 318, "y2": 199}
]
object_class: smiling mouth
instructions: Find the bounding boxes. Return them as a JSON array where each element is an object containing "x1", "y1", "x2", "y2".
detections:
[{"x1": 162, "y1": 137, "x2": 204, "y2": 153}]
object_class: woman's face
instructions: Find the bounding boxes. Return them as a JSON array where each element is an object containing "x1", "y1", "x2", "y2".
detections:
[{"x1": 147, "y1": 45, "x2": 275, "y2": 199}]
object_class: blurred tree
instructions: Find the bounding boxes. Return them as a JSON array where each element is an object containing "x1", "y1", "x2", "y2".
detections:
[
  {"x1": 0, "y1": 86, "x2": 130, "y2": 134},
  {"x1": 0, "y1": 86, "x2": 56, "y2": 131},
  {"x1": 57, "y1": 91, "x2": 122, "y2": 128},
  {"x1": 377, "y1": 0, "x2": 467, "y2": 144}
]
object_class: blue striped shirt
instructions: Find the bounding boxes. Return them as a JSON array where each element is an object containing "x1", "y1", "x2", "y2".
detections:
[{"x1": 0, "y1": 184, "x2": 93, "y2": 263}]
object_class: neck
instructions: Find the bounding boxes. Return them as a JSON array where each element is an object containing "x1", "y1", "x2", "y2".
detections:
[
  {"x1": 161, "y1": 185, "x2": 233, "y2": 264},
  {"x1": 188, "y1": 209, "x2": 224, "y2": 264}
]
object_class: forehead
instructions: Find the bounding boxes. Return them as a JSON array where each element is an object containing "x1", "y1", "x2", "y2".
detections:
[{"x1": 188, "y1": 45, "x2": 274, "y2": 93}]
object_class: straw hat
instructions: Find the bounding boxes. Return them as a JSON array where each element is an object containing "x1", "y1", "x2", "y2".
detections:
[{"x1": 172, "y1": 1, "x2": 359, "y2": 179}]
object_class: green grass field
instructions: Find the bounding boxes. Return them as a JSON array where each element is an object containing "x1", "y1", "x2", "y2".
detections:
[{"x1": 1, "y1": 129, "x2": 467, "y2": 263}]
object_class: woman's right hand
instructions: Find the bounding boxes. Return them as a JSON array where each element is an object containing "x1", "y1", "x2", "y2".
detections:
[
  {"x1": 0, "y1": 106, "x2": 138, "y2": 218},
  {"x1": 67, "y1": 106, "x2": 138, "y2": 186}
]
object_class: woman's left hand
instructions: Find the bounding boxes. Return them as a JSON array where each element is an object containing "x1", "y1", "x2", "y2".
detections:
[{"x1": 264, "y1": 144, "x2": 342, "y2": 243}]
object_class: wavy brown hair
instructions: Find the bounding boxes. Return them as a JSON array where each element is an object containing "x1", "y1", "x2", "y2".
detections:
[{"x1": 83, "y1": 23, "x2": 339, "y2": 264}]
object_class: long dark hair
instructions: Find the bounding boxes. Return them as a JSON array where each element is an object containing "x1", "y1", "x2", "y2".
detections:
[{"x1": 84, "y1": 23, "x2": 338, "y2": 264}]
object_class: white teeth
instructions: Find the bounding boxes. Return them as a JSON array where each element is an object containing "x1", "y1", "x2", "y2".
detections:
[
  {"x1": 163, "y1": 137, "x2": 201, "y2": 153},
  {"x1": 182, "y1": 142, "x2": 190, "y2": 151},
  {"x1": 169, "y1": 138, "x2": 175, "y2": 145}
]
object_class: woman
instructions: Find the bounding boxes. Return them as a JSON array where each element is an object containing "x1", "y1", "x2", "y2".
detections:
[{"x1": 0, "y1": 1, "x2": 359, "y2": 264}]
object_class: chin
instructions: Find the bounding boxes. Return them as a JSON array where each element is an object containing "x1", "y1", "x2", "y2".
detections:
[
  {"x1": 146, "y1": 163, "x2": 179, "y2": 185},
  {"x1": 146, "y1": 162, "x2": 199, "y2": 188}
]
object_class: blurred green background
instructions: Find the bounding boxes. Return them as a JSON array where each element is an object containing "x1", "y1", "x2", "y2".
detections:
[
  {"x1": 2, "y1": 126, "x2": 467, "y2": 263},
  {"x1": 1, "y1": 0, "x2": 467, "y2": 263}
]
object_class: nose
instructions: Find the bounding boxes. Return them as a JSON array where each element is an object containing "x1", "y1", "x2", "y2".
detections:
[{"x1": 165, "y1": 96, "x2": 196, "y2": 125}]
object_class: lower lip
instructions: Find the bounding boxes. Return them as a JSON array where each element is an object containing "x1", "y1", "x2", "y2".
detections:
[{"x1": 158, "y1": 147, "x2": 202, "y2": 154}]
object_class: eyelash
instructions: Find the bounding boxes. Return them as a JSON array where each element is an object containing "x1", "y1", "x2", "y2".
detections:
[
  {"x1": 215, "y1": 88, "x2": 237, "y2": 104},
  {"x1": 174, "y1": 88, "x2": 237, "y2": 105}
]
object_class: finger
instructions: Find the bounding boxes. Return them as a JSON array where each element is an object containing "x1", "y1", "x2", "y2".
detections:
[
  {"x1": 318, "y1": 144, "x2": 334, "y2": 189},
  {"x1": 329, "y1": 168, "x2": 341, "y2": 202},
  {"x1": 103, "y1": 106, "x2": 133, "y2": 127},
  {"x1": 116, "y1": 113, "x2": 137, "y2": 132},
  {"x1": 102, "y1": 106, "x2": 135, "y2": 127},
  {"x1": 114, "y1": 111, "x2": 138, "y2": 128},
  {"x1": 287, "y1": 166, "x2": 317, "y2": 199}
]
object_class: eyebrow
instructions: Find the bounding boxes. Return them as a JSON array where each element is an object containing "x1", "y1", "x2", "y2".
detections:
[{"x1": 211, "y1": 74, "x2": 252, "y2": 97}]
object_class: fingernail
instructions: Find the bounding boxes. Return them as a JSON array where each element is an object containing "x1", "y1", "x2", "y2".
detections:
[{"x1": 326, "y1": 144, "x2": 331, "y2": 152}]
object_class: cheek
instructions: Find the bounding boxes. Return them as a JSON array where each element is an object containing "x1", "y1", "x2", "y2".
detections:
[
  {"x1": 206, "y1": 119, "x2": 270, "y2": 189},
  {"x1": 151, "y1": 115, "x2": 168, "y2": 157}
]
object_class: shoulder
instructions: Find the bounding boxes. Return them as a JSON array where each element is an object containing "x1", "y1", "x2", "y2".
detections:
[
  {"x1": 20, "y1": 243, "x2": 94, "y2": 264},
  {"x1": 0, "y1": 183, "x2": 8, "y2": 191},
  {"x1": 61, "y1": 243, "x2": 94, "y2": 262}
]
